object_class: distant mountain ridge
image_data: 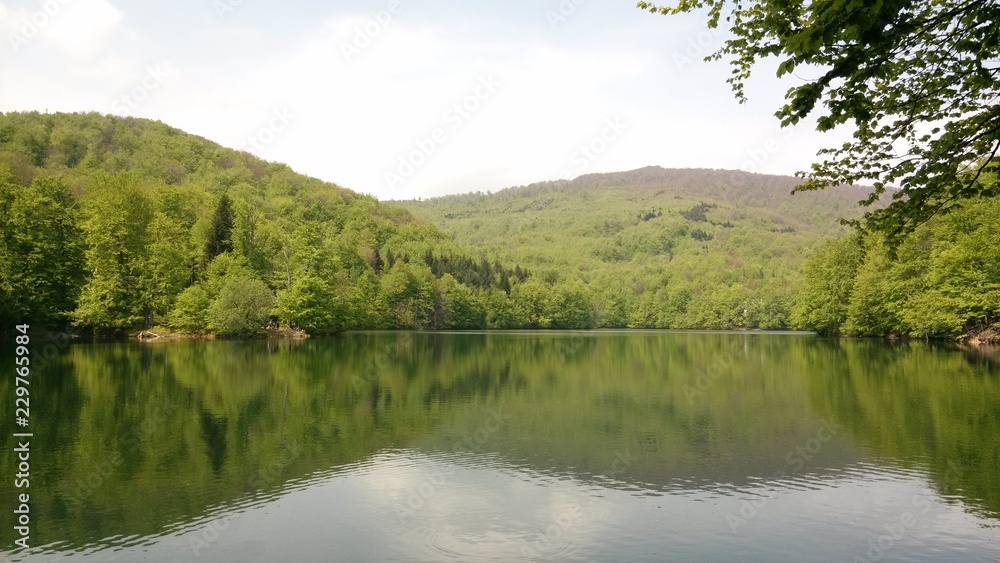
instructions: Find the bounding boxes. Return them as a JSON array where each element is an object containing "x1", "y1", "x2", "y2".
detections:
[
  {"x1": 414, "y1": 166, "x2": 881, "y2": 235},
  {"x1": 396, "y1": 166, "x2": 883, "y2": 329}
]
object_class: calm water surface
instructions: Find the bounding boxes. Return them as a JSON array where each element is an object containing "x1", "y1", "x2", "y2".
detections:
[{"x1": 1, "y1": 331, "x2": 998, "y2": 561}]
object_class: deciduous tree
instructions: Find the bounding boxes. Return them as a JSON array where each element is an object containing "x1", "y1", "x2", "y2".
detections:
[
  {"x1": 73, "y1": 173, "x2": 154, "y2": 333},
  {"x1": 0, "y1": 173, "x2": 86, "y2": 328}
]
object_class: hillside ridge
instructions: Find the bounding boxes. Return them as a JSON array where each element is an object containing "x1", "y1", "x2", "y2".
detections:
[
  {"x1": 393, "y1": 163, "x2": 884, "y2": 329},
  {"x1": 0, "y1": 111, "x2": 533, "y2": 334}
]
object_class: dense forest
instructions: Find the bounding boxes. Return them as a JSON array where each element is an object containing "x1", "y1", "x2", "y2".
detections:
[
  {"x1": 792, "y1": 195, "x2": 1000, "y2": 339},
  {"x1": 0, "y1": 111, "x2": 537, "y2": 335},
  {"x1": 402, "y1": 168, "x2": 998, "y2": 339},
  {"x1": 400, "y1": 167, "x2": 874, "y2": 331},
  {"x1": 1, "y1": 112, "x2": 996, "y2": 339}
]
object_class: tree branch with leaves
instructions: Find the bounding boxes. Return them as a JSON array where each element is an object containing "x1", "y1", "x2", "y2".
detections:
[{"x1": 638, "y1": 0, "x2": 1000, "y2": 245}]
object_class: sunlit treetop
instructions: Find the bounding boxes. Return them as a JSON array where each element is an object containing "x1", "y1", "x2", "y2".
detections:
[{"x1": 638, "y1": 0, "x2": 1000, "y2": 245}]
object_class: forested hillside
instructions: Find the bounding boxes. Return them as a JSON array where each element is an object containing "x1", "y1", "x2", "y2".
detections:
[
  {"x1": 398, "y1": 167, "x2": 875, "y2": 330},
  {"x1": 4, "y1": 112, "x2": 993, "y2": 338},
  {"x1": 399, "y1": 166, "x2": 998, "y2": 339},
  {"x1": 0, "y1": 112, "x2": 532, "y2": 335},
  {"x1": 792, "y1": 194, "x2": 1000, "y2": 340}
]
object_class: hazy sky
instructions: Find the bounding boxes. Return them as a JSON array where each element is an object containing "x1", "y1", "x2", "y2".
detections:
[{"x1": 0, "y1": 0, "x2": 848, "y2": 200}]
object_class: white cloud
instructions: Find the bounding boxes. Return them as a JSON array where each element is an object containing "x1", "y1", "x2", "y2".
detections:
[
  {"x1": 0, "y1": 2, "x2": 844, "y2": 199},
  {"x1": 41, "y1": 0, "x2": 123, "y2": 58},
  {"x1": 1, "y1": 0, "x2": 122, "y2": 58},
  {"x1": 189, "y1": 15, "x2": 670, "y2": 198}
]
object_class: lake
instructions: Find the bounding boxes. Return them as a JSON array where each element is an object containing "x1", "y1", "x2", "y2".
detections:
[{"x1": 1, "y1": 331, "x2": 999, "y2": 561}]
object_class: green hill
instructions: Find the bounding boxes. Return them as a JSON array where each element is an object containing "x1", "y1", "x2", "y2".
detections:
[
  {"x1": 6, "y1": 112, "x2": 991, "y2": 336},
  {"x1": 396, "y1": 167, "x2": 876, "y2": 329},
  {"x1": 0, "y1": 111, "x2": 529, "y2": 335}
]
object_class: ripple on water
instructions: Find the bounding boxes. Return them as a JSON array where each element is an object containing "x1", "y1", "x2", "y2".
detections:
[{"x1": 421, "y1": 518, "x2": 578, "y2": 562}]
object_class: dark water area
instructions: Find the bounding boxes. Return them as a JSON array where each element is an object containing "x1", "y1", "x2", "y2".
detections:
[{"x1": 1, "y1": 331, "x2": 998, "y2": 561}]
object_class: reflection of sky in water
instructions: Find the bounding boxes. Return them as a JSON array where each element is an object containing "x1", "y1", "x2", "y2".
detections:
[
  {"x1": 3, "y1": 334, "x2": 998, "y2": 561},
  {"x1": 29, "y1": 450, "x2": 1000, "y2": 562}
]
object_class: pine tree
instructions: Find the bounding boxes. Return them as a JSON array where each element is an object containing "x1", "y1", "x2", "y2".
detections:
[
  {"x1": 205, "y1": 194, "x2": 234, "y2": 261},
  {"x1": 498, "y1": 271, "x2": 511, "y2": 295},
  {"x1": 373, "y1": 247, "x2": 384, "y2": 275}
]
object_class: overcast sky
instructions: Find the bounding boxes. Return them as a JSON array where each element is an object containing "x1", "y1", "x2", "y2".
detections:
[{"x1": 0, "y1": 0, "x2": 848, "y2": 200}]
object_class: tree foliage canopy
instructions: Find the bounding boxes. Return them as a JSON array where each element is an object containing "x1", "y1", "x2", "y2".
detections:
[
  {"x1": 3, "y1": 111, "x2": 994, "y2": 338},
  {"x1": 792, "y1": 191, "x2": 1000, "y2": 337},
  {"x1": 0, "y1": 112, "x2": 539, "y2": 335},
  {"x1": 638, "y1": 0, "x2": 1000, "y2": 245}
]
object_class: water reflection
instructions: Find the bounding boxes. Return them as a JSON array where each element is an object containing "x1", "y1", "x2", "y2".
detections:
[{"x1": 0, "y1": 332, "x2": 997, "y2": 561}]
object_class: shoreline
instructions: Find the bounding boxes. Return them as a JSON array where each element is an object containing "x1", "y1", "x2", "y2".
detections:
[
  {"x1": 957, "y1": 325, "x2": 1000, "y2": 346},
  {"x1": 134, "y1": 327, "x2": 311, "y2": 341},
  {"x1": 14, "y1": 325, "x2": 998, "y2": 345}
]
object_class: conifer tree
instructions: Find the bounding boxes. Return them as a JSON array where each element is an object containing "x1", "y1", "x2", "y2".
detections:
[{"x1": 205, "y1": 194, "x2": 234, "y2": 261}]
